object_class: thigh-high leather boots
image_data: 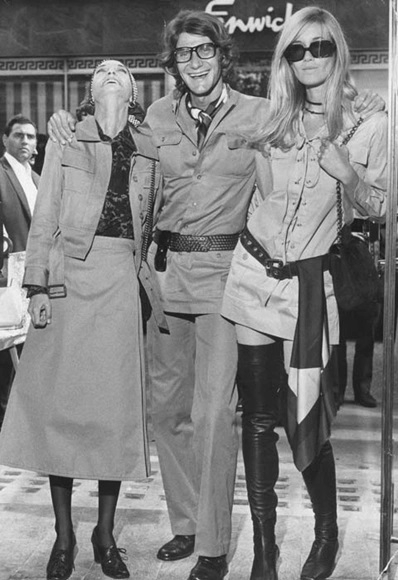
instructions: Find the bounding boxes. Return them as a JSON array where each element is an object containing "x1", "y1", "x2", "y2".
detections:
[
  {"x1": 238, "y1": 342, "x2": 285, "y2": 580},
  {"x1": 301, "y1": 440, "x2": 339, "y2": 580}
]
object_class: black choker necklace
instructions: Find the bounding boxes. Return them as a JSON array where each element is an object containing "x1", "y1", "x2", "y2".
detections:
[
  {"x1": 304, "y1": 107, "x2": 325, "y2": 116},
  {"x1": 306, "y1": 98, "x2": 323, "y2": 106}
]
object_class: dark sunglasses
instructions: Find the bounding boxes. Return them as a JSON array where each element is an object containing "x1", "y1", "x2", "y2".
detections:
[{"x1": 284, "y1": 40, "x2": 336, "y2": 63}]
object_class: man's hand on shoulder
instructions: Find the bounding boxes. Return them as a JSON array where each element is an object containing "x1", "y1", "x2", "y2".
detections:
[
  {"x1": 354, "y1": 90, "x2": 385, "y2": 120},
  {"x1": 47, "y1": 110, "x2": 77, "y2": 144}
]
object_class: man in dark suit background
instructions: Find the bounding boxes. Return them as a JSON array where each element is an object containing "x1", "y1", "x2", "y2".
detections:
[
  {"x1": 1, "y1": 114, "x2": 39, "y2": 251},
  {"x1": 0, "y1": 114, "x2": 38, "y2": 428}
]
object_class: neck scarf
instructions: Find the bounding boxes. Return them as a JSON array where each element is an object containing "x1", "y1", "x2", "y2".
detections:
[{"x1": 186, "y1": 85, "x2": 228, "y2": 149}]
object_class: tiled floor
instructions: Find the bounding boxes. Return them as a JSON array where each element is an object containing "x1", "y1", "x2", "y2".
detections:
[
  {"x1": 0, "y1": 400, "x2": 396, "y2": 580},
  {"x1": 0, "y1": 342, "x2": 397, "y2": 580}
]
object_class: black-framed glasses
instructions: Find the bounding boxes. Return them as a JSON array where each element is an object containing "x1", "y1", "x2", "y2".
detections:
[
  {"x1": 174, "y1": 42, "x2": 217, "y2": 63},
  {"x1": 284, "y1": 40, "x2": 336, "y2": 63}
]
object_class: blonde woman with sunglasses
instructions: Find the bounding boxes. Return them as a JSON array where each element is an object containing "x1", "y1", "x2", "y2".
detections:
[{"x1": 222, "y1": 7, "x2": 387, "y2": 580}]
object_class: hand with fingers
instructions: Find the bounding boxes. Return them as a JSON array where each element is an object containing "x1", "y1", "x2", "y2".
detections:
[
  {"x1": 318, "y1": 138, "x2": 359, "y2": 198},
  {"x1": 354, "y1": 90, "x2": 385, "y2": 119},
  {"x1": 28, "y1": 293, "x2": 52, "y2": 328},
  {"x1": 47, "y1": 110, "x2": 77, "y2": 145}
]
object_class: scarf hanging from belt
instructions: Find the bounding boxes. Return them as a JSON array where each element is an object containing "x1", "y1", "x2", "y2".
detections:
[
  {"x1": 286, "y1": 255, "x2": 336, "y2": 472},
  {"x1": 186, "y1": 85, "x2": 228, "y2": 150}
]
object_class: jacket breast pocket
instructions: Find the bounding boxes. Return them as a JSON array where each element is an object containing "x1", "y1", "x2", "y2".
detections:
[
  {"x1": 152, "y1": 130, "x2": 182, "y2": 148},
  {"x1": 270, "y1": 148, "x2": 296, "y2": 191},
  {"x1": 62, "y1": 149, "x2": 95, "y2": 194},
  {"x1": 214, "y1": 132, "x2": 256, "y2": 177},
  {"x1": 226, "y1": 133, "x2": 253, "y2": 150},
  {"x1": 151, "y1": 130, "x2": 186, "y2": 176}
]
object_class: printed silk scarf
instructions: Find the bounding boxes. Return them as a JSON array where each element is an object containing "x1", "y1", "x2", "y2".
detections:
[
  {"x1": 186, "y1": 85, "x2": 228, "y2": 150},
  {"x1": 286, "y1": 255, "x2": 337, "y2": 472}
]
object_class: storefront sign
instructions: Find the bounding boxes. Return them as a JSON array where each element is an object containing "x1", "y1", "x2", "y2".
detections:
[{"x1": 205, "y1": 0, "x2": 294, "y2": 34}]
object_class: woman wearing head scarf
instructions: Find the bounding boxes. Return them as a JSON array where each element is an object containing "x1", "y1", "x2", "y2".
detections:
[
  {"x1": 222, "y1": 7, "x2": 387, "y2": 580},
  {"x1": 0, "y1": 59, "x2": 163, "y2": 580}
]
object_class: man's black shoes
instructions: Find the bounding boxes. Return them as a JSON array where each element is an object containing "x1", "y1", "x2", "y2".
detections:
[
  {"x1": 188, "y1": 555, "x2": 228, "y2": 580},
  {"x1": 355, "y1": 392, "x2": 377, "y2": 408},
  {"x1": 157, "y1": 535, "x2": 195, "y2": 561}
]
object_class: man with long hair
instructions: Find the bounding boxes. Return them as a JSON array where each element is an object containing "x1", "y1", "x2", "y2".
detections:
[{"x1": 142, "y1": 11, "x2": 272, "y2": 580}]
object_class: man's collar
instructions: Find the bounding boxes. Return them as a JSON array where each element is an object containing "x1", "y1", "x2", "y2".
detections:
[
  {"x1": 173, "y1": 84, "x2": 232, "y2": 115},
  {"x1": 4, "y1": 151, "x2": 31, "y2": 173}
]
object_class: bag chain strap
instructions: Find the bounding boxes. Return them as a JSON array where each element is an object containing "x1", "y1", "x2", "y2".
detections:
[
  {"x1": 141, "y1": 160, "x2": 156, "y2": 263},
  {"x1": 335, "y1": 116, "x2": 364, "y2": 243}
]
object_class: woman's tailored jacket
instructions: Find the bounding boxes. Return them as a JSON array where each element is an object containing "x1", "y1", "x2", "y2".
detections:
[
  {"x1": 143, "y1": 87, "x2": 272, "y2": 314},
  {"x1": 23, "y1": 115, "x2": 166, "y2": 330}
]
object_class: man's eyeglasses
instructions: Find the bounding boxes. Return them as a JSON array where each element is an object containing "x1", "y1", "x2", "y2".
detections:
[
  {"x1": 174, "y1": 42, "x2": 217, "y2": 63},
  {"x1": 284, "y1": 40, "x2": 336, "y2": 63}
]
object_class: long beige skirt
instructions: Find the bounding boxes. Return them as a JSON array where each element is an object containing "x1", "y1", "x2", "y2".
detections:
[{"x1": 0, "y1": 236, "x2": 149, "y2": 480}]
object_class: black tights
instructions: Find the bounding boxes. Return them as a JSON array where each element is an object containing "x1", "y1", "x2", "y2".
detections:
[{"x1": 49, "y1": 475, "x2": 121, "y2": 548}]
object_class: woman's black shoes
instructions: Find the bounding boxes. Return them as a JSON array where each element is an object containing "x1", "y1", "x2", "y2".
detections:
[
  {"x1": 46, "y1": 534, "x2": 77, "y2": 580},
  {"x1": 300, "y1": 538, "x2": 339, "y2": 580},
  {"x1": 91, "y1": 526, "x2": 130, "y2": 579},
  {"x1": 46, "y1": 528, "x2": 130, "y2": 580}
]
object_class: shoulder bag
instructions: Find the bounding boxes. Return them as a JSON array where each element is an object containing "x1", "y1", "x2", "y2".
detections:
[
  {"x1": 328, "y1": 118, "x2": 380, "y2": 311},
  {"x1": 0, "y1": 239, "x2": 25, "y2": 329}
]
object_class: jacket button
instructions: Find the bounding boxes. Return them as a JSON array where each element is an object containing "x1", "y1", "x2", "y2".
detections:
[{"x1": 138, "y1": 194, "x2": 143, "y2": 200}]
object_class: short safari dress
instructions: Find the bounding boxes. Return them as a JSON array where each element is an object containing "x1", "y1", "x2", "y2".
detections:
[
  {"x1": 222, "y1": 112, "x2": 388, "y2": 343},
  {"x1": 0, "y1": 123, "x2": 150, "y2": 481}
]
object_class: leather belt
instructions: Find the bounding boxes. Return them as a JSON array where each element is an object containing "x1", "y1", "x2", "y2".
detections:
[
  {"x1": 154, "y1": 230, "x2": 240, "y2": 253},
  {"x1": 240, "y1": 227, "x2": 328, "y2": 280}
]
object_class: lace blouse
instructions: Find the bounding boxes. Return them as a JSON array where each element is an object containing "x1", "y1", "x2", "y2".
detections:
[{"x1": 95, "y1": 122, "x2": 136, "y2": 239}]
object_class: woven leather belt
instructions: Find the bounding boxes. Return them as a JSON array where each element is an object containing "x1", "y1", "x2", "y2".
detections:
[
  {"x1": 154, "y1": 230, "x2": 240, "y2": 252},
  {"x1": 240, "y1": 227, "x2": 328, "y2": 280}
]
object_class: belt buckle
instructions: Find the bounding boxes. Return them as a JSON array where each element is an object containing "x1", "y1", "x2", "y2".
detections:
[
  {"x1": 154, "y1": 230, "x2": 172, "y2": 271},
  {"x1": 197, "y1": 236, "x2": 212, "y2": 251},
  {"x1": 265, "y1": 259, "x2": 284, "y2": 279}
]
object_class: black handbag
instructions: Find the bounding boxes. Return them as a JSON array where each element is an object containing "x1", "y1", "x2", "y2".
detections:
[
  {"x1": 328, "y1": 118, "x2": 380, "y2": 311},
  {"x1": 329, "y1": 225, "x2": 380, "y2": 311}
]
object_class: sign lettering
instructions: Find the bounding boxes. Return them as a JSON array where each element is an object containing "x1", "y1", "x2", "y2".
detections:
[{"x1": 206, "y1": 1, "x2": 294, "y2": 34}]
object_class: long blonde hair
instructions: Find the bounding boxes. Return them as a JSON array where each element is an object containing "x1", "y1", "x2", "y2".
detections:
[{"x1": 261, "y1": 7, "x2": 357, "y2": 149}]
